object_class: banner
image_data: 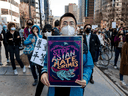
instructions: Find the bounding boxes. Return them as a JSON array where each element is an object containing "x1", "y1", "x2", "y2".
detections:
[
  {"x1": 31, "y1": 38, "x2": 47, "y2": 66},
  {"x1": 48, "y1": 36, "x2": 83, "y2": 87}
]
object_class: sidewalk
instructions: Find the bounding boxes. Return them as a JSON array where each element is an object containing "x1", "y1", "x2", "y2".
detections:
[
  {"x1": 97, "y1": 51, "x2": 128, "y2": 95},
  {"x1": 0, "y1": 66, "x2": 126, "y2": 96}
]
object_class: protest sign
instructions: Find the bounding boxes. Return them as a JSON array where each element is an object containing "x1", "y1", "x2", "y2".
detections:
[
  {"x1": 92, "y1": 25, "x2": 98, "y2": 29},
  {"x1": 48, "y1": 36, "x2": 83, "y2": 87},
  {"x1": 112, "y1": 22, "x2": 116, "y2": 28},
  {"x1": 31, "y1": 38, "x2": 47, "y2": 66}
]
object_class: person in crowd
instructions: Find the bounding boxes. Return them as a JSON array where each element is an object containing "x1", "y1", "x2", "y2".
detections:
[
  {"x1": 114, "y1": 30, "x2": 125, "y2": 69},
  {"x1": 105, "y1": 27, "x2": 111, "y2": 39},
  {"x1": 0, "y1": 33, "x2": 3, "y2": 65},
  {"x1": 41, "y1": 13, "x2": 94, "y2": 96},
  {"x1": 119, "y1": 32, "x2": 128, "y2": 85},
  {"x1": 6, "y1": 23, "x2": 26, "y2": 75},
  {"x1": 24, "y1": 19, "x2": 33, "y2": 40},
  {"x1": 83, "y1": 24, "x2": 100, "y2": 84},
  {"x1": 102, "y1": 29, "x2": 111, "y2": 44},
  {"x1": 111, "y1": 28, "x2": 117, "y2": 51},
  {"x1": 19, "y1": 26, "x2": 25, "y2": 49},
  {"x1": 24, "y1": 25, "x2": 42, "y2": 86},
  {"x1": 1, "y1": 25, "x2": 10, "y2": 63},
  {"x1": 35, "y1": 24, "x2": 54, "y2": 96},
  {"x1": 53, "y1": 20, "x2": 60, "y2": 35},
  {"x1": 24, "y1": 19, "x2": 34, "y2": 68}
]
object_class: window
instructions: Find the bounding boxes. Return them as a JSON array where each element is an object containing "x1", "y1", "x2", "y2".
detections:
[
  {"x1": 9, "y1": 10, "x2": 19, "y2": 17},
  {"x1": 117, "y1": 3, "x2": 119, "y2": 6},
  {"x1": 8, "y1": 0, "x2": 19, "y2": 7},
  {"x1": 0, "y1": 0, "x2": 7, "y2": 1},
  {"x1": 1, "y1": 9, "x2": 8, "y2": 15}
]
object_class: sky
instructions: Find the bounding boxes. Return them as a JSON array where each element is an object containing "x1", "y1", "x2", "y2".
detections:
[{"x1": 49, "y1": 0, "x2": 78, "y2": 17}]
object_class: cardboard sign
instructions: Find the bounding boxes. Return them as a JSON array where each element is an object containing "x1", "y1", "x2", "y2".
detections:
[
  {"x1": 112, "y1": 22, "x2": 116, "y2": 28},
  {"x1": 31, "y1": 38, "x2": 47, "y2": 66},
  {"x1": 48, "y1": 36, "x2": 83, "y2": 87}
]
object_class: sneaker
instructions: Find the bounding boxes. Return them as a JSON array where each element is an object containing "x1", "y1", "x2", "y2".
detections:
[
  {"x1": 23, "y1": 66, "x2": 26, "y2": 73},
  {"x1": 14, "y1": 69, "x2": 18, "y2": 75},
  {"x1": 120, "y1": 81, "x2": 126, "y2": 86},
  {"x1": 114, "y1": 66, "x2": 117, "y2": 69},
  {"x1": 90, "y1": 79, "x2": 94, "y2": 84},
  {"x1": 28, "y1": 65, "x2": 31, "y2": 69},
  {"x1": 7, "y1": 59, "x2": 10, "y2": 63},
  {"x1": 32, "y1": 80, "x2": 38, "y2": 86}
]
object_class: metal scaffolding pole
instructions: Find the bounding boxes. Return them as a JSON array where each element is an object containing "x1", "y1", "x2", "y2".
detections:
[{"x1": 39, "y1": 0, "x2": 43, "y2": 30}]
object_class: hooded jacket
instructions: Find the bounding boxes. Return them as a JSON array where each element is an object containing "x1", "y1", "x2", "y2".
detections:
[
  {"x1": 41, "y1": 43, "x2": 94, "y2": 96},
  {"x1": 24, "y1": 25, "x2": 42, "y2": 46}
]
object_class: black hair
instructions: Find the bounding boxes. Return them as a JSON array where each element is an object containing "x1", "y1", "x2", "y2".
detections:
[
  {"x1": 60, "y1": 13, "x2": 77, "y2": 25},
  {"x1": 31, "y1": 26, "x2": 39, "y2": 35},
  {"x1": 22, "y1": 26, "x2": 25, "y2": 29},
  {"x1": 55, "y1": 20, "x2": 59, "y2": 27},
  {"x1": 84, "y1": 24, "x2": 92, "y2": 29},
  {"x1": 42, "y1": 24, "x2": 53, "y2": 39},
  {"x1": 43, "y1": 24, "x2": 53, "y2": 32}
]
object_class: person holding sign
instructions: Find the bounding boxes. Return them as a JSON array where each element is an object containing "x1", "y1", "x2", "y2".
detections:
[
  {"x1": 35, "y1": 24, "x2": 54, "y2": 96},
  {"x1": 114, "y1": 30, "x2": 125, "y2": 69},
  {"x1": 41, "y1": 13, "x2": 94, "y2": 96},
  {"x1": 24, "y1": 25, "x2": 42, "y2": 86}
]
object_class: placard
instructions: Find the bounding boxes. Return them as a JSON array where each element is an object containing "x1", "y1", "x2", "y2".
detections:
[
  {"x1": 48, "y1": 36, "x2": 83, "y2": 87},
  {"x1": 112, "y1": 22, "x2": 116, "y2": 28},
  {"x1": 31, "y1": 38, "x2": 47, "y2": 66},
  {"x1": 92, "y1": 25, "x2": 98, "y2": 29}
]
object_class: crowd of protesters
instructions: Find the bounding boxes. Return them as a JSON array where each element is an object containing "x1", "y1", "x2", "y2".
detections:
[{"x1": 0, "y1": 12, "x2": 128, "y2": 96}]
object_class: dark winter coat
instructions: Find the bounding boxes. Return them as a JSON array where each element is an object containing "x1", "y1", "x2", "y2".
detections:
[
  {"x1": 6, "y1": 31, "x2": 21, "y2": 46},
  {"x1": 120, "y1": 42, "x2": 128, "y2": 75}
]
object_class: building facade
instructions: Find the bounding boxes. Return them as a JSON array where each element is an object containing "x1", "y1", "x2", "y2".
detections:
[
  {"x1": 0, "y1": 0, "x2": 20, "y2": 26},
  {"x1": 65, "y1": 3, "x2": 79, "y2": 22},
  {"x1": 20, "y1": 0, "x2": 42, "y2": 26},
  {"x1": 78, "y1": 0, "x2": 94, "y2": 25},
  {"x1": 94, "y1": 0, "x2": 128, "y2": 27}
]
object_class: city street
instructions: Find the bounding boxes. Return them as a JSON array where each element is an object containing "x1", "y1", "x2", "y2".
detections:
[
  {"x1": 0, "y1": 66, "x2": 126, "y2": 96},
  {"x1": 1, "y1": 0, "x2": 128, "y2": 96},
  {"x1": 0, "y1": 43, "x2": 127, "y2": 96}
]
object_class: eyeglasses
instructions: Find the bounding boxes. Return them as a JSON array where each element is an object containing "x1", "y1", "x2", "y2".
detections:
[{"x1": 62, "y1": 21, "x2": 75, "y2": 26}]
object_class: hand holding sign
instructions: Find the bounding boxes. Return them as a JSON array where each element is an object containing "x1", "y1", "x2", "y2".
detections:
[{"x1": 41, "y1": 73, "x2": 50, "y2": 87}]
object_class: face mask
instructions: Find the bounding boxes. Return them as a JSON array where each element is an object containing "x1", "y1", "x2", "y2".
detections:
[
  {"x1": 61, "y1": 25, "x2": 76, "y2": 36},
  {"x1": 86, "y1": 28, "x2": 91, "y2": 33},
  {"x1": 44, "y1": 31, "x2": 52, "y2": 37},
  {"x1": 11, "y1": 27, "x2": 16, "y2": 31},
  {"x1": 27, "y1": 23, "x2": 33, "y2": 26}
]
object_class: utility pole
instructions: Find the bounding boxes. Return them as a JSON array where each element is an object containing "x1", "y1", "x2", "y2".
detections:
[
  {"x1": 29, "y1": 0, "x2": 31, "y2": 19},
  {"x1": 39, "y1": 0, "x2": 43, "y2": 30}
]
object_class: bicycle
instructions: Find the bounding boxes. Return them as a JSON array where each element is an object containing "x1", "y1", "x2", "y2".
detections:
[{"x1": 97, "y1": 45, "x2": 110, "y2": 67}]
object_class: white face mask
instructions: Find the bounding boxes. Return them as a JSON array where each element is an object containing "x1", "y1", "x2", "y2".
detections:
[
  {"x1": 11, "y1": 27, "x2": 16, "y2": 31},
  {"x1": 44, "y1": 31, "x2": 52, "y2": 37},
  {"x1": 61, "y1": 25, "x2": 76, "y2": 36}
]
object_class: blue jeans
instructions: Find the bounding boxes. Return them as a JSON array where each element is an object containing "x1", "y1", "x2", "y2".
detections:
[
  {"x1": 114, "y1": 48, "x2": 121, "y2": 66},
  {"x1": 120, "y1": 73, "x2": 123, "y2": 81},
  {"x1": 27, "y1": 54, "x2": 38, "y2": 80}
]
